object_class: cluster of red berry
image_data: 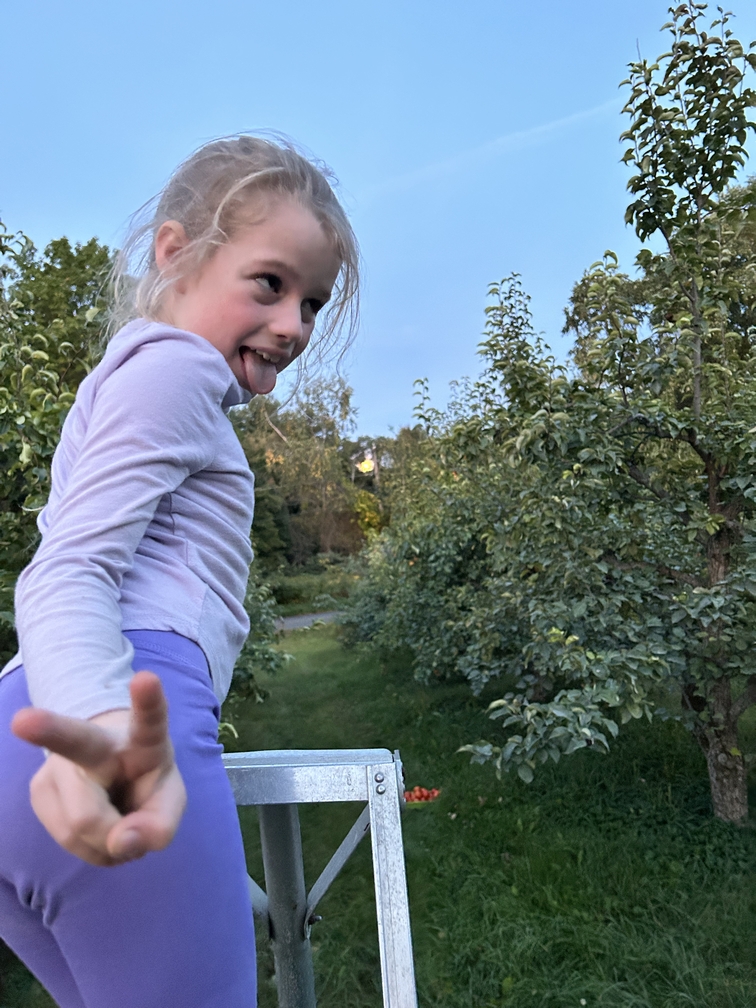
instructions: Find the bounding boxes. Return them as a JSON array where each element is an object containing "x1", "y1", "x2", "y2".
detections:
[{"x1": 403, "y1": 785, "x2": 440, "y2": 803}]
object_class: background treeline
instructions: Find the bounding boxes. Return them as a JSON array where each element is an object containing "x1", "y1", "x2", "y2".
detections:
[{"x1": 231, "y1": 381, "x2": 424, "y2": 613}]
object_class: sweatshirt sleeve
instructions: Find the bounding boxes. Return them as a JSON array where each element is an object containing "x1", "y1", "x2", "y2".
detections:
[{"x1": 14, "y1": 337, "x2": 229, "y2": 720}]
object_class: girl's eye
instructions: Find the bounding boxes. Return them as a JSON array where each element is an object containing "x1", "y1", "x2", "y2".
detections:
[
  {"x1": 301, "y1": 298, "x2": 325, "y2": 323},
  {"x1": 256, "y1": 274, "x2": 282, "y2": 294}
]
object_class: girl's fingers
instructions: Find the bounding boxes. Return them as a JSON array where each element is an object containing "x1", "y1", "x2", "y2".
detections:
[
  {"x1": 29, "y1": 755, "x2": 124, "y2": 866},
  {"x1": 17, "y1": 672, "x2": 186, "y2": 866},
  {"x1": 106, "y1": 762, "x2": 187, "y2": 861},
  {"x1": 14, "y1": 671, "x2": 170, "y2": 777},
  {"x1": 12, "y1": 708, "x2": 116, "y2": 770},
  {"x1": 128, "y1": 671, "x2": 169, "y2": 750},
  {"x1": 122, "y1": 671, "x2": 174, "y2": 780}
]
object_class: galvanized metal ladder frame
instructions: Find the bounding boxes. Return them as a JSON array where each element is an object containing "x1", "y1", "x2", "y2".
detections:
[{"x1": 223, "y1": 748, "x2": 418, "y2": 1008}]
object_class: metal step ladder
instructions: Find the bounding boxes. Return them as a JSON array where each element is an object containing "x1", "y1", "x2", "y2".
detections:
[{"x1": 223, "y1": 748, "x2": 418, "y2": 1008}]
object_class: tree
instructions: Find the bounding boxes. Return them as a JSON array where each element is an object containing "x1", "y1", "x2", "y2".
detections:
[
  {"x1": 0, "y1": 226, "x2": 110, "y2": 661},
  {"x1": 349, "y1": 2, "x2": 756, "y2": 822},
  {"x1": 233, "y1": 376, "x2": 364, "y2": 564},
  {"x1": 349, "y1": 426, "x2": 429, "y2": 536}
]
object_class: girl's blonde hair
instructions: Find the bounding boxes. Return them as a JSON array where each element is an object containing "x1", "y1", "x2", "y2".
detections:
[{"x1": 109, "y1": 133, "x2": 359, "y2": 367}]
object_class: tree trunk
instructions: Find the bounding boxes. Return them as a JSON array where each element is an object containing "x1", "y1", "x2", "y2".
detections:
[
  {"x1": 704, "y1": 733, "x2": 748, "y2": 822},
  {"x1": 696, "y1": 678, "x2": 749, "y2": 823},
  {"x1": 695, "y1": 533, "x2": 749, "y2": 821}
]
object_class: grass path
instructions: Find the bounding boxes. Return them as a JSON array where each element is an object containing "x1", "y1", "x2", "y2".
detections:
[{"x1": 3, "y1": 626, "x2": 755, "y2": 1007}]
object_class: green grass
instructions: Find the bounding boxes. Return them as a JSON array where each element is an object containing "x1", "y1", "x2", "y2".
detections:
[
  {"x1": 0, "y1": 943, "x2": 54, "y2": 1008},
  {"x1": 225, "y1": 627, "x2": 756, "y2": 1008},
  {"x1": 3, "y1": 627, "x2": 756, "y2": 1007},
  {"x1": 267, "y1": 556, "x2": 358, "y2": 617}
]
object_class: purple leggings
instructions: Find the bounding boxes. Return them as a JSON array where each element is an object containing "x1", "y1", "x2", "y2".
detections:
[{"x1": 0, "y1": 630, "x2": 257, "y2": 1008}]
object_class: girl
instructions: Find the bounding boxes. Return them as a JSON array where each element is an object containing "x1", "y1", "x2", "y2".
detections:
[{"x1": 0, "y1": 135, "x2": 359, "y2": 1008}]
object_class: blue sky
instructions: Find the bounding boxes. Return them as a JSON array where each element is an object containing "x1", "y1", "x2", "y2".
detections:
[{"x1": 3, "y1": 0, "x2": 756, "y2": 433}]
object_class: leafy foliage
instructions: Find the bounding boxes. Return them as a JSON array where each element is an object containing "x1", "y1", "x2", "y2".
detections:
[
  {"x1": 234, "y1": 377, "x2": 428, "y2": 575},
  {"x1": 348, "y1": 3, "x2": 756, "y2": 820},
  {"x1": 0, "y1": 225, "x2": 110, "y2": 661},
  {"x1": 233, "y1": 377, "x2": 364, "y2": 567},
  {"x1": 223, "y1": 570, "x2": 287, "y2": 706}
]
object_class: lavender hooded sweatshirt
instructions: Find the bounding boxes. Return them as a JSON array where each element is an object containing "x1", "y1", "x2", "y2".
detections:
[{"x1": 0, "y1": 319, "x2": 255, "y2": 720}]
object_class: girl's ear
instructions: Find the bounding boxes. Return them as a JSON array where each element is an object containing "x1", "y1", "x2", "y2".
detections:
[{"x1": 154, "y1": 220, "x2": 189, "y2": 275}]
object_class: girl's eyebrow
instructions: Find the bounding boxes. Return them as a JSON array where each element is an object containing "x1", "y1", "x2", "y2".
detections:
[{"x1": 252, "y1": 259, "x2": 333, "y2": 302}]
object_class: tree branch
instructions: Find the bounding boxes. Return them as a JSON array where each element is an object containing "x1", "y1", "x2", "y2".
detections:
[
  {"x1": 626, "y1": 463, "x2": 674, "y2": 504},
  {"x1": 607, "y1": 414, "x2": 638, "y2": 437},
  {"x1": 721, "y1": 497, "x2": 746, "y2": 525},
  {"x1": 680, "y1": 427, "x2": 713, "y2": 467},
  {"x1": 655, "y1": 564, "x2": 703, "y2": 588},
  {"x1": 264, "y1": 411, "x2": 289, "y2": 443},
  {"x1": 624, "y1": 463, "x2": 698, "y2": 536},
  {"x1": 602, "y1": 551, "x2": 703, "y2": 588}
]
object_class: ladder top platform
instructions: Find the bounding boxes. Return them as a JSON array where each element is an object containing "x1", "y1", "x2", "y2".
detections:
[
  {"x1": 223, "y1": 748, "x2": 394, "y2": 769},
  {"x1": 223, "y1": 748, "x2": 402, "y2": 805}
]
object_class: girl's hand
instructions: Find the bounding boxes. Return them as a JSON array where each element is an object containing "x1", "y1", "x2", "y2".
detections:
[{"x1": 11, "y1": 671, "x2": 187, "y2": 867}]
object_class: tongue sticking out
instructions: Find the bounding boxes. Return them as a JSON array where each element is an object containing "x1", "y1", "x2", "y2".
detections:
[{"x1": 240, "y1": 348, "x2": 278, "y2": 395}]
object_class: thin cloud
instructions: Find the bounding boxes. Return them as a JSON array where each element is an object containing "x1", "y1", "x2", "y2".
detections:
[{"x1": 358, "y1": 97, "x2": 621, "y2": 205}]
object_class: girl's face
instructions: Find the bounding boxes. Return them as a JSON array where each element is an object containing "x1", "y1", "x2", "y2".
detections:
[{"x1": 156, "y1": 198, "x2": 342, "y2": 395}]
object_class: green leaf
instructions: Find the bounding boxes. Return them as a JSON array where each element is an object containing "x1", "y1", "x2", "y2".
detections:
[{"x1": 517, "y1": 764, "x2": 534, "y2": 784}]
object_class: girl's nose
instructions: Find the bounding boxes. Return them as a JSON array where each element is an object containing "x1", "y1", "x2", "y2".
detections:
[{"x1": 271, "y1": 297, "x2": 305, "y2": 342}]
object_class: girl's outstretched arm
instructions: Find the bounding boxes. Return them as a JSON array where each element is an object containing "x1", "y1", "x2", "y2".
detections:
[{"x1": 10, "y1": 671, "x2": 186, "y2": 866}]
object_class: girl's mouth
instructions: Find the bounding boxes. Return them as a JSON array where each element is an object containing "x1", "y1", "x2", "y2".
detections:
[{"x1": 239, "y1": 347, "x2": 280, "y2": 395}]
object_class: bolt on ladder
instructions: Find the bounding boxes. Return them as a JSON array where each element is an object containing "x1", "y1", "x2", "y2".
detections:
[{"x1": 223, "y1": 748, "x2": 418, "y2": 1008}]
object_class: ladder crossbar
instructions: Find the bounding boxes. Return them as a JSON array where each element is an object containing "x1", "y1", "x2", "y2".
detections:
[
  {"x1": 247, "y1": 873, "x2": 269, "y2": 925},
  {"x1": 225, "y1": 748, "x2": 394, "y2": 805},
  {"x1": 305, "y1": 803, "x2": 371, "y2": 929}
]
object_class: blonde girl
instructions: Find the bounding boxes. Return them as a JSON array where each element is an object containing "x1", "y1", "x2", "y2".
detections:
[{"x1": 0, "y1": 135, "x2": 359, "y2": 1008}]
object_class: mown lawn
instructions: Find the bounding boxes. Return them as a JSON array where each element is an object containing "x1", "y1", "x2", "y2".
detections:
[{"x1": 3, "y1": 625, "x2": 755, "y2": 1007}]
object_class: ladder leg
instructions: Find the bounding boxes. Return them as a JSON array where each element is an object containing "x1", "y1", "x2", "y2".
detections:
[
  {"x1": 367, "y1": 764, "x2": 418, "y2": 1008},
  {"x1": 258, "y1": 804, "x2": 317, "y2": 1008}
]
